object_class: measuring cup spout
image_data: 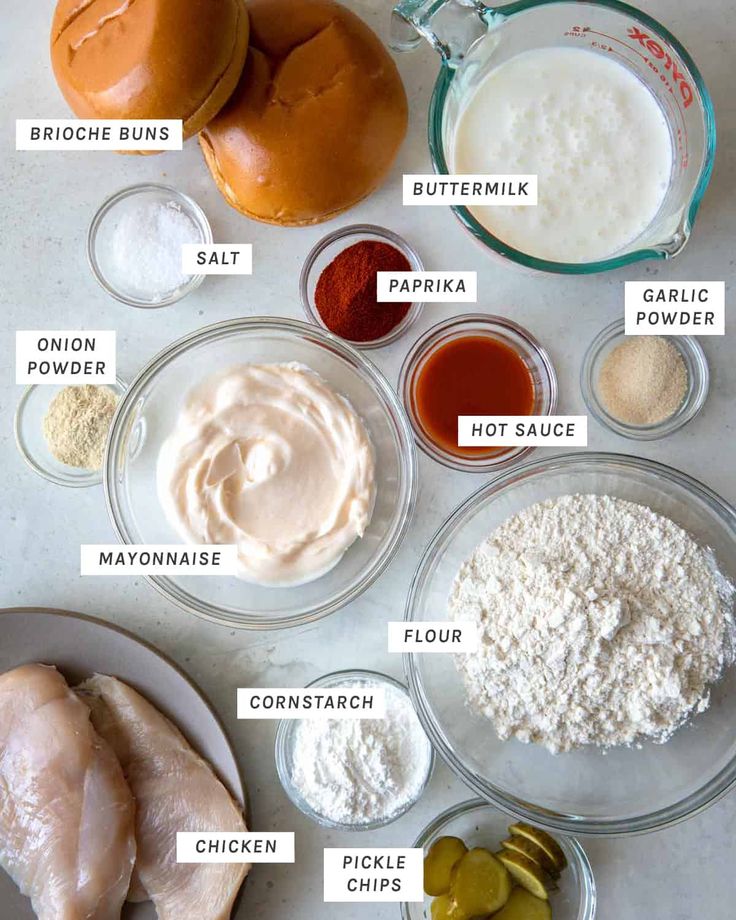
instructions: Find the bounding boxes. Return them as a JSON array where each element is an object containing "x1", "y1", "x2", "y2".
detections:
[
  {"x1": 391, "y1": 0, "x2": 490, "y2": 67},
  {"x1": 656, "y1": 226, "x2": 690, "y2": 259}
]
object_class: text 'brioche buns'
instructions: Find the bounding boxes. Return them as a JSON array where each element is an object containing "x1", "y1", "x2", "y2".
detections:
[
  {"x1": 50, "y1": 0, "x2": 250, "y2": 143},
  {"x1": 199, "y1": 0, "x2": 408, "y2": 226}
]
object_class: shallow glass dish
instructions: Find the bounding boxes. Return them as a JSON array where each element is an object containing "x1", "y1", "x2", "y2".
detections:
[
  {"x1": 405, "y1": 452, "x2": 736, "y2": 835},
  {"x1": 300, "y1": 224, "x2": 424, "y2": 348},
  {"x1": 401, "y1": 799, "x2": 596, "y2": 920},
  {"x1": 275, "y1": 669, "x2": 434, "y2": 830},
  {"x1": 581, "y1": 319, "x2": 709, "y2": 439},
  {"x1": 399, "y1": 314, "x2": 557, "y2": 472},
  {"x1": 88, "y1": 183, "x2": 211, "y2": 308},
  {"x1": 15, "y1": 378, "x2": 127, "y2": 487},
  {"x1": 104, "y1": 317, "x2": 417, "y2": 630}
]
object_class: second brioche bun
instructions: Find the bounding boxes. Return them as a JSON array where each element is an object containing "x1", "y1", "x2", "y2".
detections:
[
  {"x1": 50, "y1": 0, "x2": 249, "y2": 145},
  {"x1": 199, "y1": 0, "x2": 408, "y2": 226}
]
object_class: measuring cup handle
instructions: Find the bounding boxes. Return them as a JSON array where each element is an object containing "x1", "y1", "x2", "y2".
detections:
[{"x1": 390, "y1": 0, "x2": 492, "y2": 66}]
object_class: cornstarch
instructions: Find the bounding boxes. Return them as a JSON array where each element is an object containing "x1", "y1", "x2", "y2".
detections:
[
  {"x1": 450, "y1": 494, "x2": 735, "y2": 753},
  {"x1": 290, "y1": 679, "x2": 432, "y2": 824}
]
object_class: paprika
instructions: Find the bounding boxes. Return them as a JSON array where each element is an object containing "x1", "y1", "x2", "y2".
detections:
[{"x1": 314, "y1": 240, "x2": 412, "y2": 342}]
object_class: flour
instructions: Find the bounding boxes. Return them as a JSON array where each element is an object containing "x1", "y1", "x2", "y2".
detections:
[
  {"x1": 450, "y1": 494, "x2": 735, "y2": 753},
  {"x1": 290, "y1": 679, "x2": 432, "y2": 824}
]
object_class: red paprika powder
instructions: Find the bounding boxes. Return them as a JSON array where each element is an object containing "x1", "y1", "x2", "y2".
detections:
[{"x1": 314, "y1": 240, "x2": 412, "y2": 342}]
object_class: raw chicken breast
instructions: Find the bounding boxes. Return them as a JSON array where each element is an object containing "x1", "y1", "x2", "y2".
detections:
[
  {"x1": 79, "y1": 675, "x2": 248, "y2": 920},
  {"x1": 0, "y1": 664, "x2": 136, "y2": 920}
]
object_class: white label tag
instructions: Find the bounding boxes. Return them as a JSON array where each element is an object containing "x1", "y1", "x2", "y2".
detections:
[
  {"x1": 624, "y1": 282, "x2": 725, "y2": 334},
  {"x1": 458, "y1": 415, "x2": 588, "y2": 447},
  {"x1": 377, "y1": 271, "x2": 477, "y2": 302},
  {"x1": 323, "y1": 848, "x2": 424, "y2": 902},
  {"x1": 182, "y1": 244, "x2": 253, "y2": 275},
  {"x1": 176, "y1": 832, "x2": 295, "y2": 864},
  {"x1": 16, "y1": 119, "x2": 183, "y2": 151},
  {"x1": 16, "y1": 330, "x2": 116, "y2": 384},
  {"x1": 403, "y1": 174, "x2": 537, "y2": 206},
  {"x1": 388, "y1": 621, "x2": 480, "y2": 653},
  {"x1": 80, "y1": 545, "x2": 237, "y2": 575},
  {"x1": 236, "y1": 688, "x2": 386, "y2": 720}
]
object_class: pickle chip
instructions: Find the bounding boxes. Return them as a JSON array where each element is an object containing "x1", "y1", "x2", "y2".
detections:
[
  {"x1": 430, "y1": 893, "x2": 467, "y2": 920},
  {"x1": 424, "y1": 836, "x2": 469, "y2": 896},
  {"x1": 450, "y1": 847, "x2": 511, "y2": 916},
  {"x1": 496, "y1": 850, "x2": 550, "y2": 900},
  {"x1": 508, "y1": 822, "x2": 568, "y2": 872},
  {"x1": 494, "y1": 887, "x2": 553, "y2": 920},
  {"x1": 501, "y1": 835, "x2": 561, "y2": 878}
]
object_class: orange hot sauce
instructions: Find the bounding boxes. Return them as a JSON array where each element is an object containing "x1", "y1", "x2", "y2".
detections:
[{"x1": 414, "y1": 335, "x2": 535, "y2": 458}]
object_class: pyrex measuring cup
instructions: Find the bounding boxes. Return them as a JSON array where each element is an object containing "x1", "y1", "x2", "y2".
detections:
[{"x1": 391, "y1": 0, "x2": 716, "y2": 274}]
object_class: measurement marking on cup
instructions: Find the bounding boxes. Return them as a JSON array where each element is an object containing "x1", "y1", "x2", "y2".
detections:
[{"x1": 572, "y1": 25, "x2": 690, "y2": 166}]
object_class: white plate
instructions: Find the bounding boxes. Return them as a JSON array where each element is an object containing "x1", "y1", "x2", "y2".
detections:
[{"x1": 0, "y1": 607, "x2": 247, "y2": 919}]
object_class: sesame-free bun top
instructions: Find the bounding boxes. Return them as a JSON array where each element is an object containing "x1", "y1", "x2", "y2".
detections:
[
  {"x1": 199, "y1": 0, "x2": 408, "y2": 225},
  {"x1": 50, "y1": 0, "x2": 249, "y2": 142}
]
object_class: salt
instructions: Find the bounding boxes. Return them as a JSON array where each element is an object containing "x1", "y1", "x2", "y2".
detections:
[{"x1": 107, "y1": 199, "x2": 199, "y2": 301}]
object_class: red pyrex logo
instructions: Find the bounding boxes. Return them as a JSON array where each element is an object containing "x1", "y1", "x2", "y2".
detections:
[{"x1": 628, "y1": 27, "x2": 694, "y2": 108}]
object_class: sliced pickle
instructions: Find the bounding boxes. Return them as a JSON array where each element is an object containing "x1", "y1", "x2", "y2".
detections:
[
  {"x1": 496, "y1": 850, "x2": 550, "y2": 900},
  {"x1": 424, "y1": 836, "x2": 469, "y2": 896},
  {"x1": 501, "y1": 835, "x2": 560, "y2": 878},
  {"x1": 493, "y1": 887, "x2": 553, "y2": 920},
  {"x1": 430, "y1": 893, "x2": 467, "y2": 920},
  {"x1": 508, "y1": 822, "x2": 568, "y2": 872},
  {"x1": 450, "y1": 847, "x2": 511, "y2": 916}
]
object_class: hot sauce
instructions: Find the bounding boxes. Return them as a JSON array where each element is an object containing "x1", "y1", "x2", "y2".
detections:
[{"x1": 414, "y1": 334, "x2": 535, "y2": 458}]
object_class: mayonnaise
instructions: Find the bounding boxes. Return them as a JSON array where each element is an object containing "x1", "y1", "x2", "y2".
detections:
[{"x1": 157, "y1": 363, "x2": 376, "y2": 586}]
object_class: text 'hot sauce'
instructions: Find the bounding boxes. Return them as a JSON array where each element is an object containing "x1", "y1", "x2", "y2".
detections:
[{"x1": 414, "y1": 334, "x2": 535, "y2": 457}]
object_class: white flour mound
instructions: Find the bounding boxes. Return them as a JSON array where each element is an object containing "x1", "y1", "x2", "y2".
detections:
[{"x1": 450, "y1": 494, "x2": 735, "y2": 753}]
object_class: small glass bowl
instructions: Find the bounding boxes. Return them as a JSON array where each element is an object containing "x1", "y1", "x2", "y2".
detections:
[
  {"x1": 87, "y1": 183, "x2": 212, "y2": 308},
  {"x1": 300, "y1": 224, "x2": 424, "y2": 349},
  {"x1": 581, "y1": 319, "x2": 709, "y2": 440},
  {"x1": 15, "y1": 378, "x2": 127, "y2": 487},
  {"x1": 399, "y1": 314, "x2": 558, "y2": 472},
  {"x1": 401, "y1": 799, "x2": 596, "y2": 920},
  {"x1": 275, "y1": 668, "x2": 434, "y2": 830}
]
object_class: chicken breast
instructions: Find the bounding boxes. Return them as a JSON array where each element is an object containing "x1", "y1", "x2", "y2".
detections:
[
  {"x1": 0, "y1": 664, "x2": 136, "y2": 920},
  {"x1": 79, "y1": 675, "x2": 248, "y2": 920}
]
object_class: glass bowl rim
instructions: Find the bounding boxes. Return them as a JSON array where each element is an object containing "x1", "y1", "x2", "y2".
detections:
[
  {"x1": 103, "y1": 316, "x2": 418, "y2": 630},
  {"x1": 400, "y1": 797, "x2": 597, "y2": 920},
  {"x1": 580, "y1": 318, "x2": 710, "y2": 440},
  {"x1": 299, "y1": 223, "x2": 425, "y2": 349},
  {"x1": 275, "y1": 667, "x2": 435, "y2": 831},
  {"x1": 14, "y1": 376, "x2": 128, "y2": 488},
  {"x1": 427, "y1": 0, "x2": 717, "y2": 275},
  {"x1": 87, "y1": 182, "x2": 212, "y2": 309},
  {"x1": 398, "y1": 313, "x2": 558, "y2": 472},
  {"x1": 404, "y1": 450, "x2": 736, "y2": 836}
]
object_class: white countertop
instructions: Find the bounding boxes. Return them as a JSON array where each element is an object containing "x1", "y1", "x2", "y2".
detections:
[{"x1": 2, "y1": 1, "x2": 735, "y2": 917}]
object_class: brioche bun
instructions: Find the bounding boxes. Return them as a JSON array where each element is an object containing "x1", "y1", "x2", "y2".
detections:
[
  {"x1": 50, "y1": 0, "x2": 249, "y2": 146},
  {"x1": 199, "y1": 0, "x2": 408, "y2": 226}
]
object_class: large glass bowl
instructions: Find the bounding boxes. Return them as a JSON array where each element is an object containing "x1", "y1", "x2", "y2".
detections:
[
  {"x1": 104, "y1": 317, "x2": 417, "y2": 630},
  {"x1": 402, "y1": 799, "x2": 596, "y2": 920},
  {"x1": 404, "y1": 452, "x2": 736, "y2": 835}
]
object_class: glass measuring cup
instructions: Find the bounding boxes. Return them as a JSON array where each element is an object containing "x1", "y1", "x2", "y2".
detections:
[{"x1": 391, "y1": 0, "x2": 716, "y2": 274}]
